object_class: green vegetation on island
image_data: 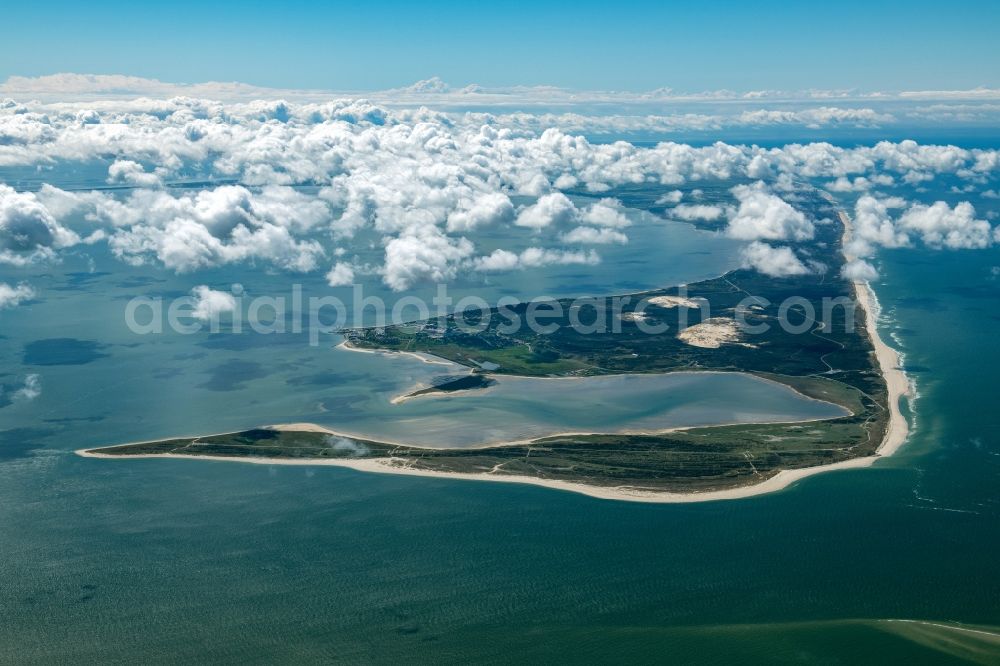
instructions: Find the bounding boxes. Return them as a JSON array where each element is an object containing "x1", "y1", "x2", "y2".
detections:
[
  {"x1": 400, "y1": 373, "x2": 496, "y2": 400},
  {"x1": 85, "y1": 189, "x2": 891, "y2": 493}
]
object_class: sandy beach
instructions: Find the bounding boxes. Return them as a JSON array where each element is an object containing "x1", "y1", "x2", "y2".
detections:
[
  {"x1": 79, "y1": 208, "x2": 910, "y2": 503},
  {"x1": 77, "y1": 441, "x2": 894, "y2": 506},
  {"x1": 389, "y1": 382, "x2": 498, "y2": 405},
  {"x1": 335, "y1": 339, "x2": 461, "y2": 368},
  {"x1": 840, "y1": 210, "x2": 911, "y2": 458},
  {"x1": 77, "y1": 438, "x2": 884, "y2": 503}
]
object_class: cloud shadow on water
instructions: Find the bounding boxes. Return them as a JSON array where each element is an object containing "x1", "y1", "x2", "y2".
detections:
[
  {"x1": 0, "y1": 427, "x2": 54, "y2": 461},
  {"x1": 197, "y1": 359, "x2": 267, "y2": 391},
  {"x1": 23, "y1": 339, "x2": 109, "y2": 366}
]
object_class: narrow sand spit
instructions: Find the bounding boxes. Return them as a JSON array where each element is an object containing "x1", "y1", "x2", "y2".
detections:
[
  {"x1": 838, "y1": 211, "x2": 911, "y2": 457},
  {"x1": 77, "y1": 445, "x2": 880, "y2": 503},
  {"x1": 79, "y1": 209, "x2": 910, "y2": 503},
  {"x1": 335, "y1": 339, "x2": 460, "y2": 368}
]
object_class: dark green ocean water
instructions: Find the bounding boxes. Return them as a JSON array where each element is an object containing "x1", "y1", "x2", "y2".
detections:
[{"x1": 1, "y1": 197, "x2": 999, "y2": 663}]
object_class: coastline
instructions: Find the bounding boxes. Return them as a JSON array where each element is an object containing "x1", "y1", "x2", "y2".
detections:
[
  {"x1": 78, "y1": 207, "x2": 911, "y2": 503},
  {"x1": 76, "y1": 444, "x2": 879, "y2": 503},
  {"x1": 335, "y1": 339, "x2": 463, "y2": 369},
  {"x1": 838, "y1": 210, "x2": 911, "y2": 458},
  {"x1": 855, "y1": 279, "x2": 910, "y2": 456}
]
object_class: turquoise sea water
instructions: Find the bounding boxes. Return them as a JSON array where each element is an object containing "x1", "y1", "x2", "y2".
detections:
[{"x1": 1, "y1": 174, "x2": 999, "y2": 663}]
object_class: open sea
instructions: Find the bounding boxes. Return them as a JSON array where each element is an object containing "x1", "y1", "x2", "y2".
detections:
[{"x1": 1, "y1": 144, "x2": 999, "y2": 663}]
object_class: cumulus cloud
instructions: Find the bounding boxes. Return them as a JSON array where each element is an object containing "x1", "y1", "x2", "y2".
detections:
[
  {"x1": 842, "y1": 259, "x2": 879, "y2": 281},
  {"x1": 580, "y1": 199, "x2": 630, "y2": 228},
  {"x1": 325, "y1": 262, "x2": 355, "y2": 287},
  {"x1": 83, "y1": 185, "x2": 332, "y2": 272},
  {"x1": 515, "y1": 193, "x2": 578, "y2": 229},
  {"x1": 561, "y1": 226, "x2": 628, "y2": 244},
  {"x1": 897, "y1": 201, "x2": 993, "y2": 249},
  {"x1": 0, "y1": 282, "x2": 35, "y2": 309},
  {"x1": 0, "y1": 185, "x2": 79, "y2": 264},
  {"x1": 109, "y1": 217, "x2": 324, "y2": 273},
  {"x1": 382, "y1": 229, "x2": 475, "y2": 290},
  {"x1": 474, "y1": 247, "x2": 600, "y2": 272},
  {"x1": 107, "y1": 159, "x2": 161, "y2": 187},
  {"x1": 5, "y1": 73, "x2": 1000, "y2": 113},
  {"x1": 190, "y1": 285, "x2": 237, "y2": 321},
  {"x1": 827, "y1": 176, "x2": 872, "y2": 192},
  {"x1": 737, "y1": 107, "x2": 893, "y2": 128},
  {"x1": 446, "y1": 192, "x2": 515, "y2": 232},
  {"x1": 656, "y1": 191, "x2": 683, "y2": 205},
  {"x1": 472, "y1": 249, "x2": 520, "y2": 272},
  {"x1": 848, "y1": 195, "x2": 910, "y2": 258},
  {"x1": 848, "y1": 196, "x2": 996, "y2": 257},
  {"x1": 1, "y1": 95, "x2": 998, "y2": 192},
  {"x1": 827, "y1": 174, "x2": 894, "y2": 192},
  {"x1": 726, "y1": 182, "x2": 813, "y2": 242},
  {"x1": 1, "y1": 93, "x2": 1000, "y2": 286},
  {"x1": 740, "y1": 241, "x2": 811, "y2": 277},
  {"x1": 513, "y1": 196, "x2": 627, "y2": 233},
  {"x1": 670, "y1": 204, "x2": 725, "y2": 222},
  {"x1": 0, "y1": 373, "x2": 42, "y2": 407},
  {"x1": 520, "y1": 247, "x2": 599, "y2": 268},
  {"x1": 0, "y1": 73, "x2": 297, "y2": 101},
  {"x1": 14, "y1": 374, "x2": 41, "y2": 401}
]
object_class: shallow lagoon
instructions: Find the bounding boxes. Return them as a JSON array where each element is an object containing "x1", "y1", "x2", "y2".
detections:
[{"x1": 332, "y1": 365, "x2": 847, "y2": 446}]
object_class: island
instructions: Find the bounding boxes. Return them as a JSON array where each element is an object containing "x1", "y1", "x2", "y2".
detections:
[{"x1": 79, "y1": 189, "x2": 910, "y2": 502}]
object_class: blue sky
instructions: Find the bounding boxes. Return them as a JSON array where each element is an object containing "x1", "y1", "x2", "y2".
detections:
[{"x1": 4, "y1": 0, "x2": 999, "y2": 92}]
